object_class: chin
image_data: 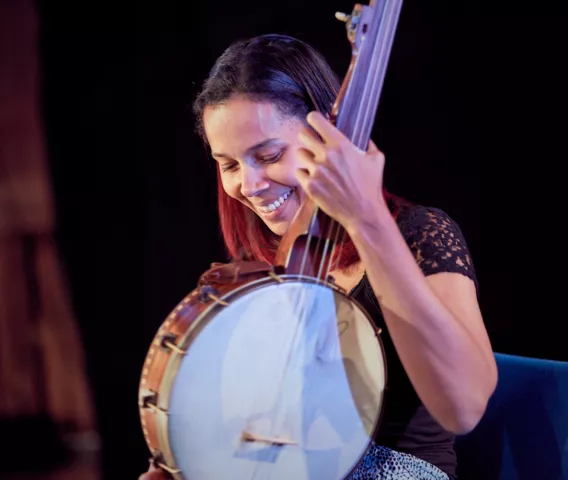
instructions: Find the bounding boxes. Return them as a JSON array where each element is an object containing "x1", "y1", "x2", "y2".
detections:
[{"x1": 264, "y1": 220, "x2": 289, "y2": 237}]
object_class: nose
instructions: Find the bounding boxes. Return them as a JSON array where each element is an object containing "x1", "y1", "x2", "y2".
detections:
[{"x1": 240, "y1": 164, "x2": 269, "y2": 198}]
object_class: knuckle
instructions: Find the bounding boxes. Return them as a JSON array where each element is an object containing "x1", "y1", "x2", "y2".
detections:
[
  {"x1": 312, "y1": 165, "x2": 325, "y2": 180},
  {"x1": 337, "y1": 138, "x2": 350, "y2": 152},
  {"x1": 326, "y1": 147, "x2": 341, "y2": 164},
  {"x1": 305, "y1": 178, "x2": 319, "y2": 195}
]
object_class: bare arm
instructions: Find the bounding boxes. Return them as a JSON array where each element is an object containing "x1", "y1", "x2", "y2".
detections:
[
  {"x1": 294, "y1": 112, "x2": 496, "y2": 433},
  {"x1": 346, "y1": 206, "x2": 497, "y2": 434}
]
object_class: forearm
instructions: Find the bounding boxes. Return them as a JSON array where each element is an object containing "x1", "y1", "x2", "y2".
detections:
[{"x1": 347, "y1": 208, "x2": 496, "y2": 434}]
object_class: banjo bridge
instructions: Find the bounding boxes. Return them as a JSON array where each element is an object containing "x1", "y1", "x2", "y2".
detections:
[{"x1": 241, "y1": 430, "x2": 297, "y2": 446}]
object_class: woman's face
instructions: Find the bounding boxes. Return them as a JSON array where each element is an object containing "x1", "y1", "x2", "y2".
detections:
[{"x1": 203, "y1": 96, "x2": 307, "y2": 236}]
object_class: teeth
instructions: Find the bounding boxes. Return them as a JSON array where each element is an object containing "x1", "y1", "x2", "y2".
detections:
[{"x1": 260, "y1": 189, "x2": 292, "y2": 213}]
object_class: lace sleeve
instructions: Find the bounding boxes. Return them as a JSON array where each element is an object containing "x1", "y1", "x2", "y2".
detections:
[{"x1": 397, "y1": 206, "x2": 477, "y2": 284}]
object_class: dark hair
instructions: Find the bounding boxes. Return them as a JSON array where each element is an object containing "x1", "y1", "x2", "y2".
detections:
[
  {"x1": 193, "y1": 34, "x2": 340, "y2": 140},
  {"x1": 192, "y1": 34, "x2": 401, "y2": 266}
]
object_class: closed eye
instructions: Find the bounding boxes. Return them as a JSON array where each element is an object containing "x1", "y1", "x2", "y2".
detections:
[
  {"x1": 259, "y1": 150, "x2": 284, "y2": 164},
  {"x1": 219, "y1": 148, "x2": 285, "y2": 173},
  {"x1": 220, "y1": 163, "x2": 238, "y2": 172}
]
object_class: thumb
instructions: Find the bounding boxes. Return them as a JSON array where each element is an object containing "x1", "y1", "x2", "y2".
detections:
[
  {"x1": 139, "y1": 467, "x2": 170, "y2": 480},
  {"x1": 367, "y1": 139, "x2": 381, "y2": 154}
]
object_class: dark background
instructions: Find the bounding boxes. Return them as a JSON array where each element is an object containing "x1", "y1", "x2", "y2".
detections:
[{"x1": 34, "y1": 0, "x2": 566, "y2": 477}]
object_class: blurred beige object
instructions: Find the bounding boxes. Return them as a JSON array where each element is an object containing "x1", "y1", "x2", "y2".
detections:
[{"x1": 0, "y1": 0, "x2": 96, "y2": 438}]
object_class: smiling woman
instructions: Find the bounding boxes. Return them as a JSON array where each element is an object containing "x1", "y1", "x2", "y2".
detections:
[{"x1": 139, "y1": 33, "x2": 496, "y2": 480}]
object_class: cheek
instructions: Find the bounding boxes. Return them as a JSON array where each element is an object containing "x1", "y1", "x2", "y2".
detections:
[
  {"x1": 221, "y1": 174, "x2": 241, "y2": 200},
  {"x1": 268, "y1": 153, "x2": 301, "y2": 184}
]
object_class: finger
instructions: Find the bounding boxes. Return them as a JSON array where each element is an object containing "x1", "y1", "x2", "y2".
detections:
[
  {"x1": 367, "y1": 139, "x2": 382, "y2": 154},
  {"x1": 295, "y1": 164, "x2": 335, "y2": 198},
  {"x1": 298, "y1": 127, "x2": 326, "y2": 161},
  {"x1": 306, "y1": 111, "x2": 348, "y2": 146},
  {"x1": 139, "y1": 463, "x2": 171, "y2": 480},
  {"x1": 296, "y1": 147, "x2": 318, "y2": 174},
  {"x1": 139, "y1": 471, "x2": 170, "y2": 480},
  {"x1": 294, "y1": 167, "x2": 313, "y2": 196}
]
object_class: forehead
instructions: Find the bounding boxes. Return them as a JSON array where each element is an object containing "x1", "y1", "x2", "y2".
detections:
[{"x1": 203, "y1": 97, "x2": 299, "y2": 154}]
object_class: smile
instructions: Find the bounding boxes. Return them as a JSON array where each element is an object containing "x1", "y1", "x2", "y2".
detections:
[{"x1": 258, "y1": 189, "x2": 292, "y2": 215}]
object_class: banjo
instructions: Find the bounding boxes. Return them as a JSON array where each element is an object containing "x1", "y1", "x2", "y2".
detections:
[{"x1": 139, "y1": 1, "x2": 403, "y2": 478}]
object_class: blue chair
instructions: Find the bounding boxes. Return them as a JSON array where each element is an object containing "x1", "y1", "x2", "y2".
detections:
[{"x1": 454, "y1": 353, "x2": 568, "y2": 479}]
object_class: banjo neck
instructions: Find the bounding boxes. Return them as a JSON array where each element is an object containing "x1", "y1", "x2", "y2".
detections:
[{"x1": 275, "y1": 0, "x2": 404, "y2": 280}]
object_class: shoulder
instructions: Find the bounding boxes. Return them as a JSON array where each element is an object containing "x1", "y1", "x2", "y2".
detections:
[
  {"x1": 395, "y1": 203, "x2": 458, "y2": 237},
  {"x1": 395, "y1": 203, "x2": 477, "y2": 284}
]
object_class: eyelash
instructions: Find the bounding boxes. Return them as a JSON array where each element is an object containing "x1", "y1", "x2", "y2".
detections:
[
  {"x1": 261, "y1": 151, "x2": 284, "y2": 164},
  {"x1": 220, "y1": 150, "x2": 284, "y2": 172}
]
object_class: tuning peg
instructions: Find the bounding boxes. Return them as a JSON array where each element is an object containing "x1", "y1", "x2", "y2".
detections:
[{"x1": 335, "y1": 11, "x2": 349, "y2": 22}]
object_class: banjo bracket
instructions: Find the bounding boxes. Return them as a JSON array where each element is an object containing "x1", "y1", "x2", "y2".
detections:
[
  {"x1": 139, "y1": 389, "x2": 168, "y2": 415},
  {"x1": 197, "y1": 285, "x2": 228, "y2": 306}
]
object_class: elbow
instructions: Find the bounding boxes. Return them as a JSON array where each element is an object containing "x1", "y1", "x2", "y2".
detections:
[
  {"x1": 440, "y1": 401, "x2": 489, "y2": 435},
  {"x1": 445, "y1": 406, "x2": 487, "y2": 435},
  {"x1": 443, "y1": 366, "x2": 499, "y2": 436}
]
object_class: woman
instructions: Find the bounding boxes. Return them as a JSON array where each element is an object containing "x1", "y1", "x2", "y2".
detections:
[{"x1": 140, "y1": 34, "x2": 497, "y2": 480}]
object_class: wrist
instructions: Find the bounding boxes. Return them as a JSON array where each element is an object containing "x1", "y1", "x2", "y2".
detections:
[{"x1": 346, "y1": 201, "x2": 393, "y2": 242}]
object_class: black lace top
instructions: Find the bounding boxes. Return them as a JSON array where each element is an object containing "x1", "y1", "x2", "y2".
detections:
[{"x1": 349, "y1": 203, "x2": 478, "y2": 478}]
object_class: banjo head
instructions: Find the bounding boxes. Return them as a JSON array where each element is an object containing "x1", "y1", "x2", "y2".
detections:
[{"x1": 155, "y1": 277, "x2": 386, "y2": 480}]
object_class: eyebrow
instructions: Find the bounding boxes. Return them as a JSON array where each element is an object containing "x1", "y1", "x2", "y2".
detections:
[{"x1": 212, "y1": 138, "x2": 280, "y2": 159}]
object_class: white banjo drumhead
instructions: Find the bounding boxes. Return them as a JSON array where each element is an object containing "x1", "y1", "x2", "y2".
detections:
[{"x1": 166, "y1": 280, "x2": 386, "y2": 480}]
